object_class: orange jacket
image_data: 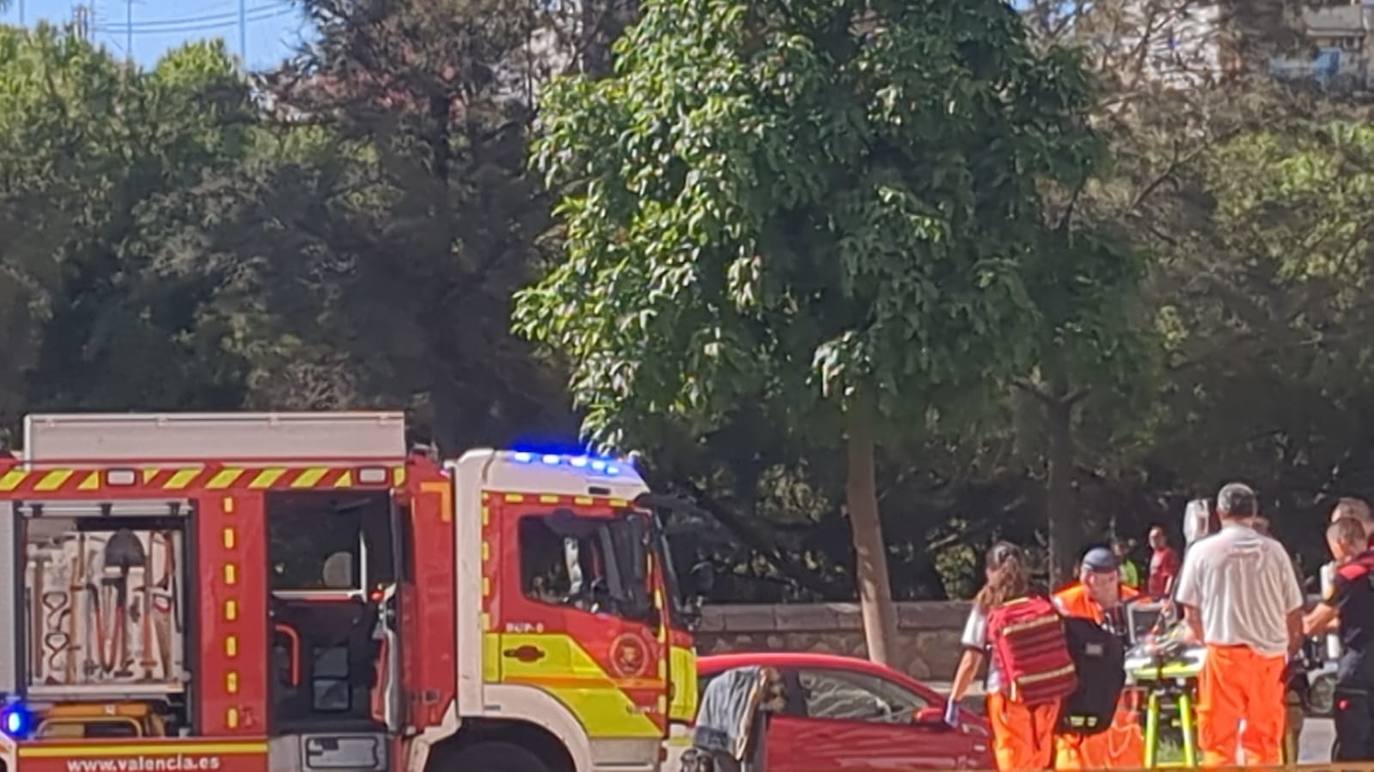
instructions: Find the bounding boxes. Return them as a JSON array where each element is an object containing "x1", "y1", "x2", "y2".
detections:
[
  {"x1": 1052, "y1": 581, "x2": 1145, "y2": 770},
  {"x1": 1053, "y1": 581, "x2": 1139, "y2": 624}
]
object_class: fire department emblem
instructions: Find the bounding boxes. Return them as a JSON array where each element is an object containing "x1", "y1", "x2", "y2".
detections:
[{"x1": 609, "y1": 633, "x2": 650, "y2": 678}]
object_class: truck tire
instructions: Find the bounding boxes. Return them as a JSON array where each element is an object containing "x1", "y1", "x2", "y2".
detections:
[{"x1": 450, "y1": 742, "x2": 553, "y2": 772}]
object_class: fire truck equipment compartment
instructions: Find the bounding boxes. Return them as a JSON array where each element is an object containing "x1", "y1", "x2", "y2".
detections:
[{"x1": 13, "y1": 500, "x2": 188, "y2": 699}]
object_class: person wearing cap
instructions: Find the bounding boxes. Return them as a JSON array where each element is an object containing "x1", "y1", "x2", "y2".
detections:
[
  {"x1": 1174, "y1": 482, "x2": 1304, "y2": 767},
  {"x1": 1051, "y1": 547, "x2": 1144, "y2": 769}
]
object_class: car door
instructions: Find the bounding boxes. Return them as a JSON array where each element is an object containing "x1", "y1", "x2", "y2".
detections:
[{"x1": 764, "y1": 667, "x2": 973, "y2": 770}]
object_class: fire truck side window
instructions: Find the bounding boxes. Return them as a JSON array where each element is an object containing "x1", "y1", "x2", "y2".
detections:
[
  {"x1": 518, "y1": 512, "x2": 654, "y2": 622},
  {"x1": 268, "y1": 493, "x2": 394, "y2": 592}
]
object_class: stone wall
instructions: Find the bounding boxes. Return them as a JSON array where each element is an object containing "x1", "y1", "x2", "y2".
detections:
[{"x1": 695, "y1": 601, "x2": 972, "y2": 681}]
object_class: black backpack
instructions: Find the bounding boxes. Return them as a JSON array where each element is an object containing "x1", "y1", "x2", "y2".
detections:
[{"x1": 1058, "y1": 617, "x2": 1126, "y2": 735}]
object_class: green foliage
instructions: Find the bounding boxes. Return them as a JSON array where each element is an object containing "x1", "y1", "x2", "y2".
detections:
[
  {"x1": 0, "y1": 29, "x2": 255, "y2": 437},
  {"x1": 6, "y1": 0, "x2": 1374, "y2": 599},
  {"x1": 518, "y1": 0, "x2": 1111, "y2": 451}
]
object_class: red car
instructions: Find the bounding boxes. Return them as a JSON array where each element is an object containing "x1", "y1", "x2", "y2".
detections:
[{"x1": 699, "y1": 652, "x2": 993, "y2": 770}]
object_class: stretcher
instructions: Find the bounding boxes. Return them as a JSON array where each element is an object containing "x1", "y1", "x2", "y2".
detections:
[
  {"x1": 1127, "y1": 643, "x2": 1204, "y2": 768},
  {"x1": 1127, "y1": 636, "x2": 1315, "y2": 768}
]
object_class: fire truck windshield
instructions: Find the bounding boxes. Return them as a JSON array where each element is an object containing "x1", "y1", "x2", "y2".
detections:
[{"x1": 523, "y1": 509, "x2": 655, "y2": 623}]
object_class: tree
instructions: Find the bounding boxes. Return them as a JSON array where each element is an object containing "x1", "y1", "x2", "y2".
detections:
[
  {"x1": 159, "y1": 0, "x2": 621, "y2": 450},
  {"x1": 0, "y1": 28, "x2": 255, "y2": 440},
  {"x1": 517, "y1": 0, "x2": 1112, "y2": 663},
  {"x1": 1142, "y1": 119, "x2": 1374, "y2": 558},
  {"x1": 1004, "y1": 0, "x2": 1311, "y2": 579}
]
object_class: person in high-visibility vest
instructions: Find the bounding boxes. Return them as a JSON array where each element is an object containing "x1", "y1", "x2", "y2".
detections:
[
  {"x1": 1175, "y1": 483, "x2": 1304, "y2": 768},
  {"x1": 1052, "y1": 547, "x2": 1144, "y2": 769},
  {"x1": 1114, "y1": 540, "x2": 1140, "y2": 589}
]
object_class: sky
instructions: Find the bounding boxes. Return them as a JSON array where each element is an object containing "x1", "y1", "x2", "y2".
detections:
[{"x1": 0, "y1": 0, "x2": 316, "y2": 71}]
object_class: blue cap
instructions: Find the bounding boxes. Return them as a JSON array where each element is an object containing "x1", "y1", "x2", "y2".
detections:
[{"x1": 1081, "y1": 547, "x2": 1119, "y2": 573}]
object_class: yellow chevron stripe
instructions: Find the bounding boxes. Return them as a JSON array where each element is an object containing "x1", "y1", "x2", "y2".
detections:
[
  {"x1": 207, "y1": 468, "x2": 245, "y2": 489},
  {"x1": 0, "y1": 470, "x2": 26, "y2": 491},
  {"x1": 78, "y1": 471, "x2": 101, "y2": 491},
  {"x1": 393, "y1": 467, "x2": 407, "y2": 486},
  {"x1": 249, "y1": 468, "x2": 286, "y2": 489},
  {"x1": 143, "y1": 469, "x2": 158, "y2": 484},
  {"x1": 334, "y1": 470, "x2": 353, "y2": 488},
  {"x1": 164, "y1": 468, "x2": 200, "y2": 490},
  {"x1": 35, "y1": 470, "x2": 73, "y2": 491},
  {"x1": 292, "y1": 467, "x2": 329, "y2": 488}
]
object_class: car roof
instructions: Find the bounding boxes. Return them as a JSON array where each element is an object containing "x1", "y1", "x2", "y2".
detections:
[
  {"x1": 697, "y1": 650, "x2": 989, "y2": 731},
  {"x1": 700, "y1": 651, "x2": 912, "y2": 680}
]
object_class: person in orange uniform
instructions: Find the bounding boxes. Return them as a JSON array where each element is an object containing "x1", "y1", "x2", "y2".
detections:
[
  {"x1": 949, "y1": 542, "x2": 1060, "y2": 771},
  {"x1": 1052, "y1": 547, "x2": 1145, "y2": 769},
  {"x1": 1175, "y1": 483, "x2": 1304, "y2": 767}
]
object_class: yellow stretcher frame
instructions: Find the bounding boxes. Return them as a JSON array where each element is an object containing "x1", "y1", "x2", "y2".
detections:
[
  {"x1": 1132, "y1": 659, "x2": 1202, "y2": 768},
  {"x1": 1131, "y1": 658, "x2": 1307, "y2": 768}
]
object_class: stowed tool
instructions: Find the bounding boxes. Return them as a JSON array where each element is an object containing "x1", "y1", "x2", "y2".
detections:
[{"x1": 0, "y1": 412, "x2": 698, "y2": 772}]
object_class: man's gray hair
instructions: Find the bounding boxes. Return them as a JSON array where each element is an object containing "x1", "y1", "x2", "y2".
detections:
[
  {"x1": 1333, "y1": 497, "x2": 1373, "y2": 525},
  {"x1": 1329, "y1": 516, "x2": 1366, "y2": 549},
  {"x1": 1216, "y1": 482, "x2": 1258, "y2": 518}
]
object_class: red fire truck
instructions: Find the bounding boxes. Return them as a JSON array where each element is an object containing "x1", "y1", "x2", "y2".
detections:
[{"x1": 0, "y1": 412, "x2": 697, "y2": 772}]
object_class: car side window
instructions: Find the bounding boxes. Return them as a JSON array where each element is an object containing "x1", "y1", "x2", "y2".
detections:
[{"x1": 795, "y1": 668, "x2": 928, "y2": 724}]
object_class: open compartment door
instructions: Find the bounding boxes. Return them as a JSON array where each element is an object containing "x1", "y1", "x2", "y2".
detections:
[{"x1": 17, "y1": 500, "x2": 189, "y2": 699}]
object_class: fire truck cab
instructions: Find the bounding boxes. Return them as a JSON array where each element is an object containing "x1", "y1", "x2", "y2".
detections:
[{"x1": 0, "y1": 412, "x2": 697, "y2": 772}]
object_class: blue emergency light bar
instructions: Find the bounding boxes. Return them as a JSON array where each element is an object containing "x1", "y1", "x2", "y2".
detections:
[{"x1": 510, "y1": 450, "x2": 623, "y2": 476}]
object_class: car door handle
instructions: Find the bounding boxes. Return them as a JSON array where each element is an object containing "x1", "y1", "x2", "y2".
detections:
[{"x1": 503, "y1": 645, "x2": 545, "y2": 663}]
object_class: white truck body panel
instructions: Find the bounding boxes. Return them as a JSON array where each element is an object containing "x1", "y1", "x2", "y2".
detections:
[{"x1": 23, "y1": 412, "x2": 406, "y2": 462}]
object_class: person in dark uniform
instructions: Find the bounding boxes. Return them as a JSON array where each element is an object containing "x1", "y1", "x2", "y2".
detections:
[{"x1": 1304, "y1": 517, "x2": 1374, "y2": 761}]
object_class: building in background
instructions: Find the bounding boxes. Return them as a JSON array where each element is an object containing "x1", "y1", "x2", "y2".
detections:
[{"x1": 1271, "y1": 2, "x2": 1374, "y2": 92}]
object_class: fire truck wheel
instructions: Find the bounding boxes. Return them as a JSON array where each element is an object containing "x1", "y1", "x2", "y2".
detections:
[{"x1": 451, "y1": 742, "x2": 554, "y2": 772}]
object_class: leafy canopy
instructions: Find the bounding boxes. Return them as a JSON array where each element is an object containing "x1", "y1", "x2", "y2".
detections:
[
  {"x1": 516, "y1": 0, "x2": 1105, "y2": 448},
  {"x1": 0, "y1": 28, "x2": 255, "y2": 431}
]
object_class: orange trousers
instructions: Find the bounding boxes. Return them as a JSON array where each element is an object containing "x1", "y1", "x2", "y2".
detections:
[
  {"x1": 1053, "y1": 697, "x2": 1145, "y2": 769},
  {"x1": 1197, "y1": 644, "x2": 1287, "y2": 767},
  {"x1": 986, "y1": 693, "x2": 1061, "y2": 771}
]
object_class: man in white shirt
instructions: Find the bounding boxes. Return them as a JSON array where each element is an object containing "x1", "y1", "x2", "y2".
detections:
[{"x1": 1174, "y1": 482, "x2": 1304, "y2": 768}]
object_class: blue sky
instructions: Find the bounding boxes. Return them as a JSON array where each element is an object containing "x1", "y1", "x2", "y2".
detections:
[{"x1": 0, "y1": 0, "x2": 315, "y2": 71}]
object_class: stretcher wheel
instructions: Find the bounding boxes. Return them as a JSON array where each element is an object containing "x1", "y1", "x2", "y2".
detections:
[{"x1": 449, "y1": 742, "x2": 554, "y2": 772}]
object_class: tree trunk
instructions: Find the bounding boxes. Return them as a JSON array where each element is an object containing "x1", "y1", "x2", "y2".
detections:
[
  {"x1": 846, "y1": 407, "x2": 899, "y2": 667},
  {"x1": 1045, "y1": 392, "x2": 1077, "y2": 588}
]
